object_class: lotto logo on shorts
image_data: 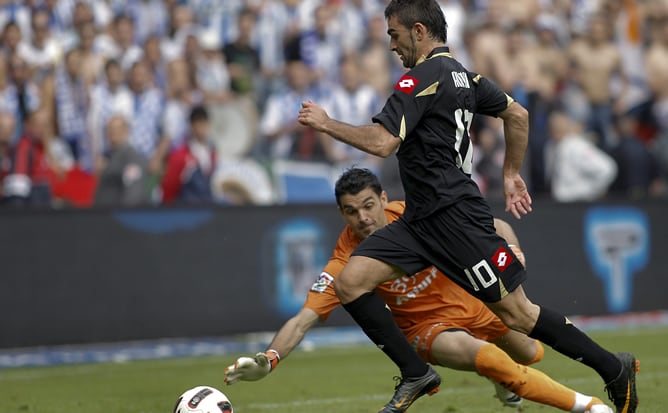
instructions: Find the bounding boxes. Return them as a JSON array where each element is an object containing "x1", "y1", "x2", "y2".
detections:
[
  {"x1": 492, "y1": 247, "x2": 513, "y2": 272},
  {"x1": 394, "y1": 74, "x2": 419, "y2": 94}
]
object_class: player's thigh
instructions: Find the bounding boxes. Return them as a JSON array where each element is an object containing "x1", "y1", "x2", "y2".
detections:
[
  {"x1": 490, "y1": 329, "x2": 539, "y2": 365},
  {"x1": 412, "y1": 201, "x2": 527, "y2": 303},
  {"x1": 430, "y1": 330, "x2": 486, "y2": 371},
  {"x1": 485, "y1": 285, "x2": 540, "y2": 334},
  {"x1": 335, "y1": 255, "x2": 401, "y2": 303}
]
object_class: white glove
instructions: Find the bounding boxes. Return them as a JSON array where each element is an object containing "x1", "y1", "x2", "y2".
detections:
[{"x1": 224, "y1": 350, "x2": 279, "y2": 385}]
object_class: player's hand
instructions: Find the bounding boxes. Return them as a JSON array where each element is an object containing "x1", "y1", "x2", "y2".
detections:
[
  {"x1": 224, "y1": 351, "x2": 278, "y2": 385},
  {"x1": 503, "y1": 174, "x2": 532, "y2": 219},
  {"x1": 297, "y1": 100, "x2": 329, "y2": 132}
]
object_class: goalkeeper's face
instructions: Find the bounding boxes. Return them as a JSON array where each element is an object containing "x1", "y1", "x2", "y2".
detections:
[{"x1": 338, "y1": 188, "x2": 389, "y2": 240}]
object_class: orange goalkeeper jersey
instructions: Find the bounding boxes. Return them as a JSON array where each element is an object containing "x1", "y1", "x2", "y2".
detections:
[{"x1": 304, "y1": 201, "x2": 504, "y2": 337}]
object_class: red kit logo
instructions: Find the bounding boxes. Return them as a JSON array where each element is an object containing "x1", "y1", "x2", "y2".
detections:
[
  {"x1": 492, "y1": 247, "x2": 513, "y2": 272},
  {"x1": 394, "y1": 74, "x2": 418, "y2": 94}
]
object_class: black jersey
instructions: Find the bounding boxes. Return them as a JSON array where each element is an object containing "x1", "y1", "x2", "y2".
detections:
[{"x1": 372, "y1": 46, "x2": 512, "y2": 221}]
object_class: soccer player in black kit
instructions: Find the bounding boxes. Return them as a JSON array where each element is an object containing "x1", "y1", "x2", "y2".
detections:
[{"x1": 298, "y1": 1, "x2": 639, "y2": 413}]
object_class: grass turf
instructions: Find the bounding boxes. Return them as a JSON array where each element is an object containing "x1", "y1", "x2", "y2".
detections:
[{"x1": 1, "y1": 327, "x2": 665, "y2": 413}]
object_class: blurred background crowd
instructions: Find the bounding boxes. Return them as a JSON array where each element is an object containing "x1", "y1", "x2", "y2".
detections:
[{"x1": 0, "y1": 0, "x2": 667, "y2": 208}]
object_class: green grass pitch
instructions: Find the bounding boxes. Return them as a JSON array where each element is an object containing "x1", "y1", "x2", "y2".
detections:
[{"x1": 1, "y1": 327, "x2": 666, "y2": 413}]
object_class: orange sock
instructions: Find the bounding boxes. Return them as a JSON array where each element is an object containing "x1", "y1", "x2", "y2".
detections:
[{"x1": 475, "y1": 343, "x2": 577, "y2": 411}]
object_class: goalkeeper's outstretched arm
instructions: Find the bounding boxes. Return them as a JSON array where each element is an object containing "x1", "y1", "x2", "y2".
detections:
[{"x1": 224, "y1": 307, "x2": 320, "y2": 384}]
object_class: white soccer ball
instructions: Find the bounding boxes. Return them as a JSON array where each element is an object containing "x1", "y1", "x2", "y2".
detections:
[{"x1": 173, "y1": 386, "x2": 233, "y2": 413}]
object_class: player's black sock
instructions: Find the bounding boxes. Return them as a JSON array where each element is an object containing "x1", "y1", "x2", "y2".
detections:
[
  {"x1": 529, "y1": 306, "x2": 622, "y2": 382},
  {"x1": 342, "y1": 291, "x2": 428, "y2": 378}
]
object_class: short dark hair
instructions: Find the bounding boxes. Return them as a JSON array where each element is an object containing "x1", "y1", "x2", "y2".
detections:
[
  {"x1": 189, "y1": 105, "x2": 209, "y2": 123},
  {"x1": 104, "y1": 58, "x2": 120, "y2": 73},
  {"x1": 334, "y1": 168, "x2": 383, "y2": 206},
  {"x1": 384, "y1": 0, "x2": 448, "y2": 43}
]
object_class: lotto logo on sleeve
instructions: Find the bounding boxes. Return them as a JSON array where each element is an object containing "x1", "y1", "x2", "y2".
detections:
[
  {"x1": 394, "y1": 74, "x2": 419, "y2": 94},
  {"x1": 491, "y1": 247, "x2": 514, "y2": 272}
]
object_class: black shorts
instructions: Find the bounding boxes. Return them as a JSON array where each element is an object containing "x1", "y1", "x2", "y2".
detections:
[{"x1": 352, "y1": 197, "x2": 526, "y2": 303}]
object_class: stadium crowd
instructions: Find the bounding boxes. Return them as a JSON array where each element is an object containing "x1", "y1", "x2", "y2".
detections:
[{"x1": 0, "y1": 0, "x2": 666, "y2": 207}]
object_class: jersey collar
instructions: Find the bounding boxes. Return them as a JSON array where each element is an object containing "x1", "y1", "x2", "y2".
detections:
[{"x1": 416, "y1": 46, "x2": 452, "y2": 66}]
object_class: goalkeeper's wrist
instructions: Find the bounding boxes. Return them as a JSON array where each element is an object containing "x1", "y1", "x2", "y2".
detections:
[{"x1": 265, "y1": 349, "x2": 280, "y2": 371}]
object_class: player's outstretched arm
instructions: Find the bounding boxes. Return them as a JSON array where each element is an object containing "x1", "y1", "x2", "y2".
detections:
[
  {"x1": 224, "y1": 307, "x2": 319, "y2": 384},
  {"x1": 297, "y1": 100, "x2": 400, "y2": 158}
]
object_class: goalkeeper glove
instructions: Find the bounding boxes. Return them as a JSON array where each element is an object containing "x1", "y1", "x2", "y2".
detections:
[{"x1": 224, "y1": 349, "x2": 280, "y2": 385}]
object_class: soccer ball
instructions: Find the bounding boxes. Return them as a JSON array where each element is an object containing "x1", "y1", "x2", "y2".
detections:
[{"x1": 173, "y1": 386, "x2": 233, "y2": 413}]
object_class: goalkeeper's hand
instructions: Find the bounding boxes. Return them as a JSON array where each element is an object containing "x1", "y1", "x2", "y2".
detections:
[{"x1": 224, "y1": 350, "x2": 280, "y2": 385}]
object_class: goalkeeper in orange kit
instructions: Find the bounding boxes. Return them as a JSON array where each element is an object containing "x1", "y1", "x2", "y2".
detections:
[{"x1": 225, "y1": 168, "x2": 613, "y2": 413}]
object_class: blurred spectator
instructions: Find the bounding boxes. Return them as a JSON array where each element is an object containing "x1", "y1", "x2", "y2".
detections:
[
  {"x1": 3, "y1": 109, "x2": 73, "y2": 206},
  {"x1": 1, "y1": 19, "x2": 24, "y2": 59},
  {"x1": 6, "y1": 54, "x2": 41, "y2": 141},
  {"x1": 322, "y1": 53, "x2": 382, "y2": 171},
  {"x1": 76, "y1": 20, "x2": 106, "y2": 88},
  {"x1": 0, "y1": 55, "x2": 12, "y2": 113},
  {"x1": 546, "y1": 110, "x2": 617, "y2": 202},
  {"x1": 259, "y1": 59, "x2": 326, "y2": 161},
  {"x1": 438, "y1": 0, "x2": 466, "y2": 56},
  {"x1": 54, "y1": 49, "x2": 88, "y2": 167},
  {"x1": 221, "y1": 6, "x2": 261, "y2": 148},
  {"x1": 568, "y1": 13, "x2": 627, "y2": 151},
  {"x1": 0, "y1": 111, "x2": 14, "y2": 198},
  {"x1": 499, "y1": 0, "x2": 541, "y2": 27},
  {"x1": 126, "y1": 59, "x2": 168, "y2": 174},
  {"x1": 18, "y1": 8, "x2": 62, "y2": 82},
  {"x1": 162, "y1": 4, "x2": 194, "y2": 61},
  {"x1": 359, "y1": 13, "x2": 401, "y2": 96},
  {"x1": 604, "y1": 0, "x2": 648, "y2": 112},
  {"x1": 144, "y1": 34, "x2": 169, "y2": 91},
  {"x1": 0, "y1": 0, "x2": 661, "y2": 208},
  {"x1": 222, "y1": 7, "x2": 260, "y2": 97},
  {"x1": 501, "y1": 23, "x2": 536, "y2": 107},
  {"x1": 105, "y1": 14, "x2": 143, "y2": 70},
  {"x1": 295, "y1": 3, "x2": 342, "y2": 84},
  {"x1": 162, "y1": 58, "x2": 203, "y2": 147},
  {"x1": 191, "y1": 0, "x2": 241, "y2": 46},
  {"x1": 467, "y1": 5, "x2": 513, "y2": 93},
  {"x1": 523, "y1": 15, "x2": 569, "y2": 194},
  {"x1": 51, "y1": 0, "x2": 95, "y2": 52},
  {"x1": 610, "y1": 112, "x2": 664, "y2": 199},
  {"x1": 127, "y1": 0, "x2": 169, "y2": 46},
  {"x1": 161, "y1": 105, "x2": 216, "y2": 204},
  {"x1": 195, "y1": 29, "x2": 232, "y2": 105},
  {"x1": 94, "y1": 115, "x2": 150, "y2": 206},
  {"x1": 254, "y1": 0, "x2": 309, "y2": 98},
  {"x1": 645, "y1": 12, "x2": 668, "y2": 137},
  {"x1": 0, "y1": 1, "x2": 30, "y2": 40},
  {"x1": 330, "y1": 0, "x2": 376, "y2": 55},
  {"x1": 87, "y1": 59, "x2": 134, "y2": 166}
]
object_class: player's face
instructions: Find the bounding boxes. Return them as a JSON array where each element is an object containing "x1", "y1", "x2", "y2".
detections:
[
  {"x1": 338, "y1": 188, "x2": 389, "y2": 240},
  {"x1": 387, "y1": 15, "x2": 419, "y2": 68}
]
